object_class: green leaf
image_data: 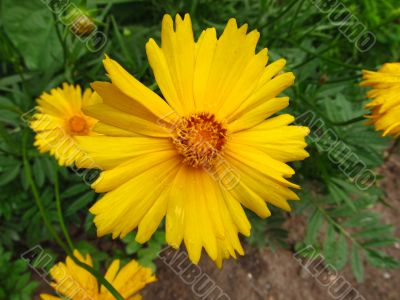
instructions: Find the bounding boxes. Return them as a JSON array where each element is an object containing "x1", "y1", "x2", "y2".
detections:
[
  {"x1": 335, "y1": 234, "x2": 348, "y2": 270},
  {"x1": 1, "y1": 0, "x2": 62, "y2": 71},
  {"x1": 354, "y1": 224, "x2": 394, "y2": 239},
  {"x1": 351, "y1": 245, "x2": 364, "y2": 282},
  {"x1": 362, "y1": 237, "x2": 399, "y2": 248},
  {"x1": 323, "y1": 223, "x2": 335, "y2": 263},
  {"x1": 63, "y1": 183, "x2": 90, "y2": 198},
  {"x1": 42, "y1": 156, "x2": 56, "y2": 184},
  {"x1": 305, "y1": 209, "x2": 323, "y2": 244},
  {"x1": 15, "y1": 273, "x2": 30, "y2": 289},
  {"x1": 365, "y1": 249, "x2": 400, "y2": 269},
  {"x1": 0, "y1": 161, "x2": 20, "y2": 186},
  {"x1": 328, "y1": 178, "x2": 356, "y2": 211},
  {"x1": 33, "y1": 158, "x2": 45, "y2": 188},
  {"x1": 126, "y1": 240, "x2": 141, "y2": 255},
  {"x1": 66, "y1": 191, "x2": 95, "y2": 216}
]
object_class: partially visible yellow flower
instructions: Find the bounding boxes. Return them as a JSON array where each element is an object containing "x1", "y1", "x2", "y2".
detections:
[
  {"x1": 76, "y1": 14, "x2": 309, "y2": 267},
  {"x1": 361, "y1": 63, "x2": 400, "y2": 137},
  {"x1": 30, "y1": 83, "x2": 101, "y2": 166},
  {"x1": 40, "y1": 250, "x2": 156, "y2": 300}
]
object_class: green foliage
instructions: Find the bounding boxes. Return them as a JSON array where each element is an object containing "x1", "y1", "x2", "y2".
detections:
[
  {"x1": 0, "y1": 246, "x2": 38, "y2": 300},
  {"x1": 122, "y1": 230, "x2": 166, "y2": 272},
  {"x1": 1, "y1": 0, "x2": 63, "y2": 71},
  {"x1": 296, "y1": 184, "x2": 399, "y2": 282},
  {"x1": 247, "y1": 210, "x2": 288, "y2": 250}
]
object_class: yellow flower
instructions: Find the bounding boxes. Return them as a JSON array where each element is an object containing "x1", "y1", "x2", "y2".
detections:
[
  {"x1": 76, "y1": 14, "x2": 309, "y2": 267},
  {"x1": 40, "y1": 250, "x2": 156, "y2": 300},
  {"x1": 361, "y1": 62, "x2": 400, "y2": 137},
  {"x1": 30, "y1": 83, "x2": 101, "y2": 166}
]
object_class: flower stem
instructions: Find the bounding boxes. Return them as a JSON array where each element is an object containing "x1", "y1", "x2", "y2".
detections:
[
  {"x1": 70, "y1": 257, "x2": 125, "y2": 300},
  {"x1": 54, "y1": 162, "x2": 75, "y2": 251},
  {"x1": 22, "y1": 131, "x2": 124, "y2": 300},
  {"x1": 22, "y1": 134, "x2": 68, "y2": 251},
  {"x1": 52, "y1": 12, "x2": 68, "y2": 68},
  {"x1": 330, "y1": 115, "x2": 366, "y2": 126},
  {"x1": 283, "y1": 38, "x2": 364, "y2": 70}
]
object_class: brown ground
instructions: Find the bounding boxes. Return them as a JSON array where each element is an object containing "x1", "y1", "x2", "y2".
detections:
[
  {"x1": 33, "y1": 152, "x2": 400, "y2": 300},
  {"x1": 141, "y1": 153, "x2": 400, "y2": 300}
]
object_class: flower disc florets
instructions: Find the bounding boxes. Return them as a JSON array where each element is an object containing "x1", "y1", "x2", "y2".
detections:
[{"x1": 172, "y1": 113, "x2": 227, "y2": 168}]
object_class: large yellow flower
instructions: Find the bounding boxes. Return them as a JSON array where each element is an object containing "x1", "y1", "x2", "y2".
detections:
[
  {"x1": 30, "y1": 83, "x2": 101, "y2": 166},
  {"x1": 76, "y1": 14, "x2": 309, "y2": 266},
  {"x1": 361, "y1": 62, "x2": 400, "y2": 137},
  {"x1": 40, "y1": 250, "x2": 155, "y2": 300}
]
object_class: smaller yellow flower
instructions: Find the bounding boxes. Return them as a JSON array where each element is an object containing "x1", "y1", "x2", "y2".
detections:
[
  {"x1": 361, "y1": 63, "x2": 400, "y2": 137},
  {"x1": 40, "y1": 250, "x2": 156, "y2": 300},
  {"x1": 30, "y1": 83, "x2": 101, "y2": 166}
]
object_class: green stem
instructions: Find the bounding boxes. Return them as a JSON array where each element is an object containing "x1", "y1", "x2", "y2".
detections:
[
  {"x1": 266, "y1": 0, "x2": 302, "y2": 47},
  {"x1": 314, "y1": 75, "x2": 361, "y2": 85},
  {"x1": 54, "y1": 163, "x2": 75, "y2": 251},
  {"x1": 284, "y1": 38, "x2": 363, "y2": 70},
  {"x1": 22, "y1": 132, "x2": 68, "y2": 251},
  {"x1": 287, "y1": 0, "x2": 306, "y2": 35},
  {"x1": 329, "y1": 115, "x2": 366, "y2": 126},
  {"x1": 22, "y1": 131, "x2": 124, "y2": 300},
  {"x1": 52, "y1": 12, "x2": 70, "y2": 79},
  {"x1": 268, "y1": 0, "x2": 299, "y2": 28},
  {"x1": 70, "y1": 257, "x2": 125, "y2": 300}
]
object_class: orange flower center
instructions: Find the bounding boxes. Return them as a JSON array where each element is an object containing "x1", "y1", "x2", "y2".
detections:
[
  {"x1": 172, "y1": 113, "x2": 227, "y2": 168},
  {"x1": 68, "y1": 116, "x2": 88, "y2": 135}
]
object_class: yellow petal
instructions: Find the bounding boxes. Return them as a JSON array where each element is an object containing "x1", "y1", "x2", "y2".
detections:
[
  {"x1": 90, "y1": 157, "x2": 180, "y2": 239},
  {"x1": 75, "y1": 136, "x2": 174, "y2": 170},
  {"x1": 165, "y1": 165, "x2": 187, "y2": 248},
  {"x1": 83, "y1": 103, "x2": 170, "y2": 137},
  {"x1": 228, "y1": 72, "x2": 295, "y2": 121},
  {"x1": 91, "y1": 81, "x2": 156, "y2": 121},
  {"x1": 93, "y1": 122, "x2": 138, "y2": 137},
  {"x1": 228, "y1": 97, "x2": 289, "y2": 132},
  {"x1": 102, "y1": 55, "x2": 174, "y2": 121},
  {"x1": 193, "y1": 28, "x2": 217, "y2": 111},
  {"x1": 104, "y1": 259, "x2": 120, "y2": 284},
  {"x1": 93, "y1": 150, "x2": 178, "y2": 193},
  {"x1": 40, "y1": 294, "x2": 63, "y2": 300},
  {"x1": 231, "y1": 119, "x2": 310, "y2": 162}
]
